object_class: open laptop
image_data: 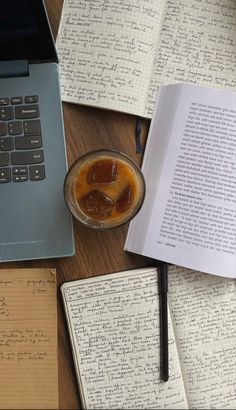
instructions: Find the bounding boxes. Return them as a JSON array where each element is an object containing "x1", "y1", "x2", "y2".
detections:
[{"x1": 0, "y1": 0, "x2": 75, "y2": 261}]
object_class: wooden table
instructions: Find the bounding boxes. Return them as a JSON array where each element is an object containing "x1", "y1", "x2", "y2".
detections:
[{"x1": 1, "y1": 1, "x2": 151, "y2": 408}]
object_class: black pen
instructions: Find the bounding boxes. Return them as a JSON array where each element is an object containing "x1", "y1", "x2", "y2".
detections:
[{"x1": 159, "y1": 261, "x2": 169, "y2": 382}]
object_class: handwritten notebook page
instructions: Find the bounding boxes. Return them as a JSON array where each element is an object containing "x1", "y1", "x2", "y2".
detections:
[
  {"x1": 56, "y1": 0, "x2": 165, "y2": 117},
  {"x1": 146, "y1": 0, "x2": 236, "y2": 116},
  {"x1": 61, "y1": 268, "x2": 188, "y2": 409},
  {"x1": 169, "y1": 265, "x2": 236, "y2": 409},
  {"x1": 0, "y1": 268, "x2": 58, "y2": 410}
]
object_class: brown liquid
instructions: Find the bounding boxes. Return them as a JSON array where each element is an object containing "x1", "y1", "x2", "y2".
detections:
[{"x1": 74, "y1": 157, "x2": 140, "y2": 222}]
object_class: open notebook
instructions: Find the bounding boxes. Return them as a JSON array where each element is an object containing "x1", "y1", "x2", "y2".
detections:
[
  {"x1": 0, "y1": 268, "x2": 58, "y2": 410},
  {"x1": 61, "y1": 265, "x2": 236, "y2": 409},
  {"x1": 56, "y1": 0, "x2": 236, "y2": 117}
]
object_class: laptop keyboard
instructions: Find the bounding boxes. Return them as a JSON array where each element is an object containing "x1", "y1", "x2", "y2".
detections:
[{"x1": 0, "y1": 95, "x2": 45, "y2": 183}]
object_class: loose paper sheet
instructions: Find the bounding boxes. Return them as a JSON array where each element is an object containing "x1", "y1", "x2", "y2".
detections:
[{"x1": 0, "y1": 268, "x2": 58, "y2": 410}]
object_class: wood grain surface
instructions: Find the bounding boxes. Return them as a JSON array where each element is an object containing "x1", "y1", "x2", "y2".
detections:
[{"x1": 2, "y1": 1, "x2": 152, "y2": 408}]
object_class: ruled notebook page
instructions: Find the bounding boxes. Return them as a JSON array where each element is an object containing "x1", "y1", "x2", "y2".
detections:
[
  {"x1": 56, "y1": 0, "x2": 165, "y2": 117},
  {"x1": 168, "y1": 265, "x2": 236, "y2": 409},
  {"x1": 146, "y1": 0, "x2": 236, "y2": 116},
  {"x1": 0, "y1": 268, "x2": 58, "y2": 410},
  {"x1": 61, "y1": 268, "x2": 188, "y2": 409}
]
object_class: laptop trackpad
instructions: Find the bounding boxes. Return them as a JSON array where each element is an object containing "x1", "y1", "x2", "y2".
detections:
[{"x1": 0, "y1": 181, "x2": 71, "y2": 261}]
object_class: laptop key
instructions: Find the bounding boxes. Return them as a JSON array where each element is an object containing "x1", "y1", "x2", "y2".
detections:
[
  {"x1": 0, "y1": 107, "x2": 14, "y2": 121},
  {"x1": 8, "y1": 121, "x2": 23, "y2": 135},
  {"x1": 11, "y1": 97, "x2": 23, "y2": 105},
  {"x1": 0, "y1": 98, "x2": 9, "y2": 106},
  {"x1": 12, "y1": 166, "x2": 28, "y2": 175},
  {"x1": 15, "y1": 104, "x2": 39, "y2": 119},
  {"x1": 29, "y1": 165, "x2": 45, "y2": 181},
  {"x1": 25, "y1": 95, "x2": 38, "y2": 104},
  {"x1": 23, "y1": 119, "x2": 41, "y2": 135},
  {"x1": 15, "y1": 135, "x2": 42, "y2": 150},
  {"x1": 13, "y1": 174, "x2": 28, "y2": 182},
  {"x1": 0, "y1": 123, "x2": 7, "y2": 136},
  {"x1": 0, "y1": 168, "x2": 11, "y2": 183},
  {"x1": 0, "y1": 137, "x2": 14, "y2": 151},
  {"x1": 11, "y1": 150, "x2": 44, "y2": 165},
  {"x1": 0, "y1": 152, "x2": 10, "y2": 166}
]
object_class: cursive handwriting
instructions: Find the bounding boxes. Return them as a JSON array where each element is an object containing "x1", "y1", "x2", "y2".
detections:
[
  {"x1": 57, "y1": 0, "x2": 164, "y2": 116},
  {"x1": 169, "y1": 265, "x2": 236, "y2": 409},
  {"x1": 146, "y1": 0, "x2": 236, "y2": 116},
  {"x1": 63, "y1": 268, "x2": 187, "y2": 409},
  {"x1": 0, "y1": 269, "x2": 58, "y2": 409}
]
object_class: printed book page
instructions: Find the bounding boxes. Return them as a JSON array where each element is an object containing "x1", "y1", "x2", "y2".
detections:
[
  {"x1": 126, "y1": 83, "x2": 236, "y2": 278},
  {"x1": 0, "y1": 268, "x2": 58, "y2": 410},
  {"x1": 56, "y1": 0, "x2": 165, "y2": 117},
  {"x1": 168, "y1": 265, "x2": 236, "y2": 409},
  {"x1": 61, "y1": 268, "x2": 188, "y2": 409}
]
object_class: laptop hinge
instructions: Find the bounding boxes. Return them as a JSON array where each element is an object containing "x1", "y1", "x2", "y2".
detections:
[{"x1": 0, "y1": 60, "x2": 29, "y2": 79}]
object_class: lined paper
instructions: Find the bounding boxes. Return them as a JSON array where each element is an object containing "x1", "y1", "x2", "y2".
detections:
[
  {"x1": 169, "y1": 265, "x2": 236, "y2": 409},
  {"x1": 0, "y1": 268, "x2": 58, "y2": 410},
  {"x1": 61, "y1": 268, "x2": 187, "y2": 409},
  {"x1": 146, "y1": 0, "x2": 236, "y2": 116},
  {"x1": 56, "y1": 0, "x2": 164, "y2": 117},
  {"x1": 62, "y1": 265, "x2": 236, "y2": 409},
  {"x1": 56, "y1": 0, "x2": 236, "y2": 118}
]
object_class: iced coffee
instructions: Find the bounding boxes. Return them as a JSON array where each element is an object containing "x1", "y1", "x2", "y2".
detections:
[{"x1": 64, "y1": 150, "x2": 145, "y2": 229}]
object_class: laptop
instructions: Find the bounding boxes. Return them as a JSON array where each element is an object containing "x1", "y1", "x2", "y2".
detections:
[{"x1": 0, "y1": 0, "x2": 75, "y2": 261}]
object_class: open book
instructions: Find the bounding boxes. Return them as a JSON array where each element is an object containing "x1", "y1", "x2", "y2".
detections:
[
  {"x1": 125, "y1": 83, "x2": 236, "y2": 278},
  {"x1": 61, "y1": 265, "x2": 236, "y2": 409},
  {"x1": 56, "y1": 0, "x2": 236, "y2": 118}
]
